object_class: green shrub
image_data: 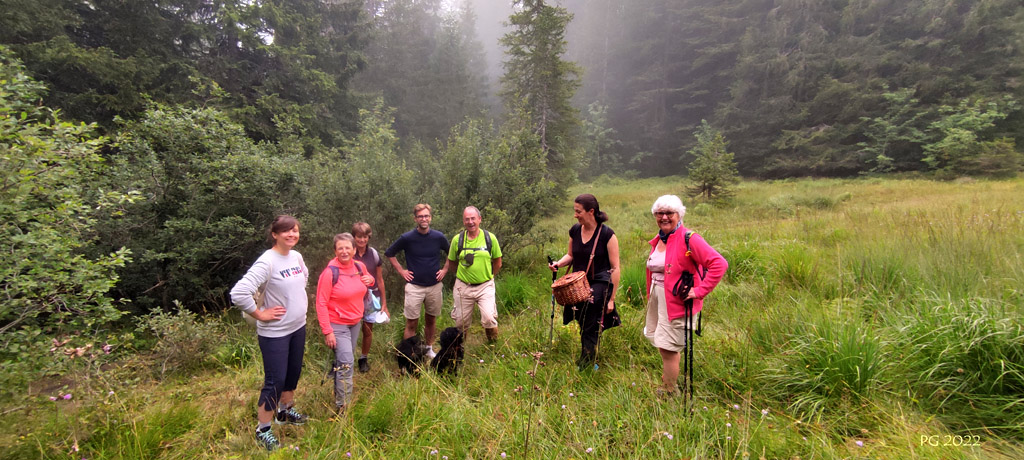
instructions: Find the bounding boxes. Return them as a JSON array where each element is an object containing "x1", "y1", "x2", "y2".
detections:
[
  {"x1": 103, "y1": 104, "x2": 303, "y2": 311},
  {"x1": 0, "y1": 47, "x2": 131, "y2": 393},
  {"x1": 766, "y1": 194, "x2": 796, "y2": 217},
  {"x1": 136, "y1": 307, "x2": 223, "y2": 378}
]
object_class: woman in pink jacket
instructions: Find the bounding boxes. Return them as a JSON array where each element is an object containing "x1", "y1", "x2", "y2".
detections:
[
  {"x1": 315, "y1": 233, "x2": 375, "y2": 413},
  {"x1": 644, "y1": 195, "x2": 727, "y2": 397}
]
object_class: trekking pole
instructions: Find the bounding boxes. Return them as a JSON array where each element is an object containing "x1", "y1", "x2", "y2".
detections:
[
  {"x1": 547, "y1": 256, "x2": 557, "y2": 346},
  {"x1": 685, "y1": 297, "x2": 695, "y2": 412},
  {"x1": 592, "y1": 283, "x2": 613, "y2": 370}
]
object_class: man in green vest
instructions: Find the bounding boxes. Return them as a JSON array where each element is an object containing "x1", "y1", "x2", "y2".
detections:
[{"x1": 446, "y1": 206, "x2": 502, "y2": 342}]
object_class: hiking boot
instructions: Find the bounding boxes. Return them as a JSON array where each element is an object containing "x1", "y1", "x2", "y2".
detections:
[
  {"x1": 358, "y1": 357, "x2": 369, "y2": 373},
  {"x1": 255, "y1": 427, "x2": 280, "y2": 451},
  {"x1": 275, "y1": 407, "x2": 307, "y2": 425}
]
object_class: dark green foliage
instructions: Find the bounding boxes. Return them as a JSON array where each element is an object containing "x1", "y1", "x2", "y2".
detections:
[
  {"x1": 501, "y1": 0, "x2": 582, "y2": 188},
  {"x1": 686, "y1": 120, "x2": 739, "y2": 199},
  {"x1": 432, "y1": 113, "x2": 559, "y2": 252},
  {"x1": 101, "y1": 104, "x2": 303, "y2": 311},
  {"x1": 356, "y1": 0, "x2": 488, "y2": 144},
  {"x1": 580, "y1": 102, "x2": 623, "y2": 178},
  {"x1": 923, "y1": 97, "x2": 1022, "y2": 177},
  {"x1": 136, "y1": 308, "x2": 223, "y2": 378},
  {"x1": 301, "y1": 100, "x2": 418, "y2": 265},
  {"x1": 0, "y1": 48, "x2": 130, "y2": 384},
  {"x1": 0, "y1": 0, "x2": 366, "y2": 147},
  {"x1": 563, "y1": 0, "x2": 1024, "y2": 177},
  {"x1": 857, "y1": 88, "x2": 930, "y2": 172}
]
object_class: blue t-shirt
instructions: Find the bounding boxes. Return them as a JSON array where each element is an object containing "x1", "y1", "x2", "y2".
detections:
[{"x1": 385, "y1": 229, "x2": 450, "y2": 286}]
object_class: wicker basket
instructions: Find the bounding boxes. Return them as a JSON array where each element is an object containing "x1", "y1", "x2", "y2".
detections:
[{"x1": 552, "y1": 271, "x2": 591, "y2": 306}]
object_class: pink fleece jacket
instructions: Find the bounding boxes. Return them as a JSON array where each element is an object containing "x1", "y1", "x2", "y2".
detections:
[
  {"x1": 315, "y1": 258, "x2": 372, "y2": 333},
  {"x1": 645, "y1": 228, "x2": 728, "y2": 320}
]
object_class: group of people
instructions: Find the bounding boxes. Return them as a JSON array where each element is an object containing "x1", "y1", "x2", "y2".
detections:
[{"x1": 230, "y1": 194, "x2": 727, "y2": 451}]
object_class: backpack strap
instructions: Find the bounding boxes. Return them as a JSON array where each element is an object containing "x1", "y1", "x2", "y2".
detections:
[
  {"x1": 684, "y1": 231, "x2": 707, "y2": 281},
  {"x1": 457, "y1": 230, "x2": 493, "y2": 258},
  {"x1": 330, "y1": 262, "x2": 364, "y2": 287}
]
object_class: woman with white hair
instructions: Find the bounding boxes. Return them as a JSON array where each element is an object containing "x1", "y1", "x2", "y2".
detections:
[{"x1": 644, "y1": 195, "x2": 728, "y2": 397}]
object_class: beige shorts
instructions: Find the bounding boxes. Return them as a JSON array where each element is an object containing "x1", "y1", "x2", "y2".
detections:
[
  {"x1": 451, "y1": 279, "x2": 498, "y2": 330},
  {"x1": 643, "y1": 283, "x2": 699, "y2": 352},
  {"x1": 404, "y1": 282, "x2": 443, "y2": 320}
]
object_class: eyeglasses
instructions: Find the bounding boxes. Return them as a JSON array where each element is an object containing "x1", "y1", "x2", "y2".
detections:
[
  {"x1": 415, "y1": 214, "x2": 431, "y2": 219},
  {"x1": 654, "y1": 211, "x2": 677, "y2": 217}
]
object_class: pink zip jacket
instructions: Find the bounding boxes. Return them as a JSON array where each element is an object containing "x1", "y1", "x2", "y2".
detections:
[
  {"x1": 645, "y1": 228, "x2": 728, "y2": 320},
  {"x1": 315, "y1": 259, "x2": 372, "y2": 333}
]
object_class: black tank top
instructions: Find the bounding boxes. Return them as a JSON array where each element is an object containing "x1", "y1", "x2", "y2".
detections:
[{"x1": 569, "y1": 223, "x2": 614, "y2": 283}]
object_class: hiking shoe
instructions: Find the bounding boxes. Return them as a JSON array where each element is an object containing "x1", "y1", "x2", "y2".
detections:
[
  {"x1": 255, "y1": 427, "x2": 280, "y2": 451},
  {"x1": 275, "y1": 407, "x2": 307, "y2": 425},
  {"x1": 358, "y1": 357, "x2": 369, "y2": 373}
]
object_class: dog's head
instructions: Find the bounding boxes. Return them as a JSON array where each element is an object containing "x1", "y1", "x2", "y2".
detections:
[
  {"x1": 438, "y1": 327, "x2": 464, "y2": 350},
  {"x1": 431, "y1": 327, "x2": 464, "y2": 375},
  {"x1": 395, "y1": 335, "x2": 426, "y2": 375}
]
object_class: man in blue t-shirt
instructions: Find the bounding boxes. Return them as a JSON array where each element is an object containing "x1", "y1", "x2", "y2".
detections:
[{"x1": 385, "y1": 203, "x2": 450, "y2": 358}]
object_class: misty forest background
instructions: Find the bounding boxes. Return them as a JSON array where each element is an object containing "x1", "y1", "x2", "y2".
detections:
[{"x1": 2, "y1": 0, "x2": 1024, "y2": 456}]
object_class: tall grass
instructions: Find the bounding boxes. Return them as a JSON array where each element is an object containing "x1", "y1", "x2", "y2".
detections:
[
  {"x1": 886, "y1": 295, "x2": 1024, "y2": 435},
  {"x1": 3, "y1": 176, "x2": 1023, "y2": 459}
]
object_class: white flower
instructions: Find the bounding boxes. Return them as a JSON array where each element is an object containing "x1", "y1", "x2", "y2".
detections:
[
  {"x1": 561, "y1": 405, "x2": 566, "y2": 409},
  {"x1": 501, "y1": 452, "x2": 507, "y2": 458},
  {"x1": 733, "y1": 404, "x2": 740, "y2": 410},
  {"x1": 726, "y1": 423, "x2": 732, "y2": 428},
  {"x1": 761, "y1": 408, "x2": 769, "y2": 416},
  {"x1": 586, "y1": 448, "x2": 593, "y2": 453}
]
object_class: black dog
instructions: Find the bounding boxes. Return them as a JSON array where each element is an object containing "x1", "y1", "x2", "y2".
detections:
[
  {"x1": 395, "y1": 335, "x2": 427, "y2": 376},
  {"x1": 430, "y1": 327, "x2": 464, "y2": 376}
]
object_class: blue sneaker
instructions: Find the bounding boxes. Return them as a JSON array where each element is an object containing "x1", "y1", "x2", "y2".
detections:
[
  {"x1": 255, "y1": 427, "x2": 280, "y2": 451},
  {"x1": 275, "y1": 407, "x2": 308, "y2": 425}
]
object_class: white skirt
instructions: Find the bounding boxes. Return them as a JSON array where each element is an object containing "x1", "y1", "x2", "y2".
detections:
[{"x1": 643, "y1": 284, "x2": 698, "y2": 352}]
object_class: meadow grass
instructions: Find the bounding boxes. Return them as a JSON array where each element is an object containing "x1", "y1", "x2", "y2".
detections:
[{"x1": 2, "y1": 176, "x2": 1023, "y2": 459}]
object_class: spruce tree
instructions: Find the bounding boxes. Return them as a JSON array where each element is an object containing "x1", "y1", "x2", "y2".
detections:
[
  {"x1": 500, "y1": 0, "x2": 582, "y2": 186},
  {"x1": 687, "y1": 120, "x2": 740, "y2": 199}
]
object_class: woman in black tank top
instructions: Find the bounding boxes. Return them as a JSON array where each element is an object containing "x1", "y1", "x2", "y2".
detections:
[{"x1": 548, "y1": 194, "x2": 621, "y2": 369}]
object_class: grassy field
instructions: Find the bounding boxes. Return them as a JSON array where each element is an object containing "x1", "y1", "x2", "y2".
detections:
[{"x1": 3, "y1": 176, "x2": 1023, "y2": 459}]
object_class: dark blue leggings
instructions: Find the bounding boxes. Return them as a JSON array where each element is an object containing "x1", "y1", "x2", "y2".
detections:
[{"x1": 257, "y1": 326, "x2": 306, "y2": 412}]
